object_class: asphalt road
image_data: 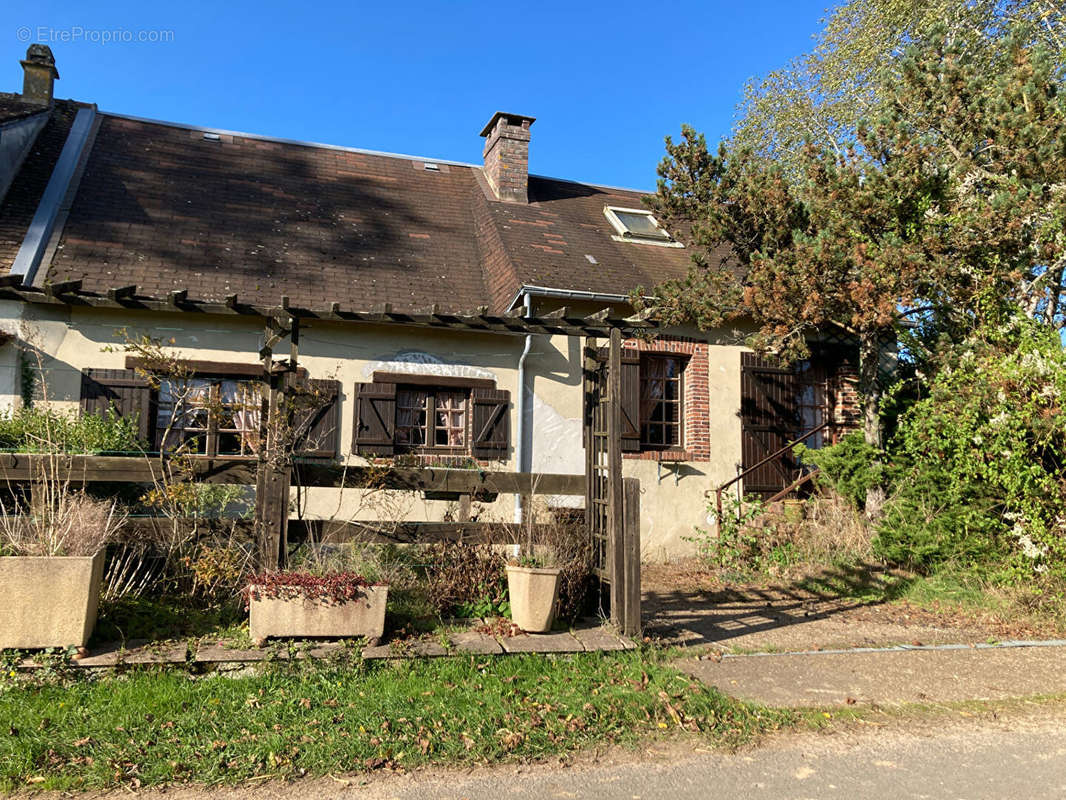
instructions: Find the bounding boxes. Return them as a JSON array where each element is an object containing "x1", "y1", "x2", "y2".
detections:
[{"x1": 72, "y1": 703, "x2": 1066, "y2": 800}]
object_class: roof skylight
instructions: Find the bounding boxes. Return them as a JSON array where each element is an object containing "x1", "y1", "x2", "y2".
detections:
[{"x1": 603, "y1": 206, "x2": 681, "y2": 247}]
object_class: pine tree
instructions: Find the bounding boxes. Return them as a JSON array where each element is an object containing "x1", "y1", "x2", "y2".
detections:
[{"x1": 641, "y1": 21, "x2": 1066, "y2": 517}]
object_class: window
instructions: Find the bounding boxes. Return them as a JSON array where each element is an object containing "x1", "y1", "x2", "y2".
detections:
[
  {"x1": 603, "y1": 206, "x2": 682, "y2": 247},
  {"x1": 156, "y1": 377, "x2": 262, "y2": 456},
  {"x1": 639, "y1": 355, "x2": 684, "y2": 449},
  {"x1": 80, "y1": 366, "x2": 342, "y2": 458},
  {"x1": 395, "y1": 387, "x2": 468, "y2": 451},
  {"x1": 353, "y1": 379, "x2": 510, "y2": 460}
]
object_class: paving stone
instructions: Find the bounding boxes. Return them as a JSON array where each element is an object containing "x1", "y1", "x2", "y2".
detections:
[
  {"x1": 572, "y1": 625, "x2": 629, "y2": 652},
  {"x1": 71, "y1": 642, "x2": 123, "y2": 667},
  {"x1": 123, "y1": 643, "x2": 188, "y2": 664},
  {"x1": 362, "y1": 644, "x2": 391, "y2": 660},
  {"x1": 449, "y1": 631, "x2": 504, "y2": 655},
  {"x1": 499, "y1": 631, "x2": 584, "y2": 654}
]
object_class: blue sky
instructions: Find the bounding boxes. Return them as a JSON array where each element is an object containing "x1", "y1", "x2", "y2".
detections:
[{"x1": 3, "y1": 0, "x2": 830, "y2": 190}]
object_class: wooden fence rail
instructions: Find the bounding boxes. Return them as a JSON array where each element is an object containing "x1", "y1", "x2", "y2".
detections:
[{"x1": 0, "y1": 454, "x2": 586, "y2": 496}]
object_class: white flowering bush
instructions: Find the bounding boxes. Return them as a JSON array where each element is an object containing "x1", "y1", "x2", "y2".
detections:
[{"x1": 872, "y1": 318, "x2": 1066, "y2": 579}]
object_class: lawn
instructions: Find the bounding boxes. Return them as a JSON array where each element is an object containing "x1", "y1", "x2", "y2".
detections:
[{"x1": 0, "y1": 650, "x2": 791, "y2": 790}]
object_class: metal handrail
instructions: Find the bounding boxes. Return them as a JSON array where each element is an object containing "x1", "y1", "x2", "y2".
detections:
[{"x1": 710, "y1": 421, "x2": 830, "y2": 538}]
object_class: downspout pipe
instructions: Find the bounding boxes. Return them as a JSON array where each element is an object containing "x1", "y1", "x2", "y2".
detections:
[{"x1": 514, "y1": 291, "x2": 534, "y2": 523}]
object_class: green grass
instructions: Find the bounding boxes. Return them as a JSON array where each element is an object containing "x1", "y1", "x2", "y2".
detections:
[
  {"x1": 896, "y1": 570, "x2": 1006, "y2": 611},
  {"x1": 0, "y1": 651, "x2": 791, "y2": 790}
]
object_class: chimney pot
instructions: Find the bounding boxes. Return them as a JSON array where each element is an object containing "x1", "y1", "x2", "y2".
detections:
[
  {"x1": 21, "y1": 44, "x2": 59, "y2": 106},
  {"x1": 480, "y1": 111, "x2": 535, "y2": 203}
]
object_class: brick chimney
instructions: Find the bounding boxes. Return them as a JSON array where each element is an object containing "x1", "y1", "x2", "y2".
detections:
[
  {"x1": 21, "y1": 44, "x2": 59, "y2": 106},
  {"x1": 480, "y1": 112, "x2": 535, "y2": 203}
]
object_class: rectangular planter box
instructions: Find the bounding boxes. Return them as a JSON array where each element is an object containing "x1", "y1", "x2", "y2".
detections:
[
  {"x1": 0, "y1": 550, "x2": 105, "y2": 649},
  {"x1": 248, "y1": 585, "x2": 388, "y2": 643}
]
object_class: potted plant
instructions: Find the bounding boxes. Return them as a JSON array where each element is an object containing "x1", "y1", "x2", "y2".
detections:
[
  {"x1": 245, "y1": 571, "x2": 388, "y2": 646},
  {"x1": 505, "y1": 504, "x2": 562, "y2": 633},
  {"x1": 0, "y1": 485, "x2": 126, "y2": 649}
]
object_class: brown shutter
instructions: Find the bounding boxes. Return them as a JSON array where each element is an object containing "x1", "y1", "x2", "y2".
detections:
[
  {"x1": 599, "y1": 347, "x2": 641, "y2": 452},
  {"x1": 620, "y1": 350, "x2": 641, "y2": 452},
  {"x1": 471, "y1": 387, "x2": 510, "y2": 460},
  {"x1": 352, "y1": 382, "x2": 396, "y2": 456},
  {"x1": 740, "y1": 353, "x2": 799, "y2": 496},
  {"x1": 294, "y1": 379, "x2": 340, "y2": 458},
  {"x1": 80, "y1": 368, "x2": 154, "y2": 444}
]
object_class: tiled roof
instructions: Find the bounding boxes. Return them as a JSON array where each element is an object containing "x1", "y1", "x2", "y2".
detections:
[{"x1": 17, "y1": 113, "x2": 705, "y2": 313}]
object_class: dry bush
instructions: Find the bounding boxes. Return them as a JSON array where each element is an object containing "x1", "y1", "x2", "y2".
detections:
[
  {"x1": 539, "y1": 506, "x2": 596, "y2": 622},
  {"x1": 422, "y1": 543, "x2": 508, "y2": 618},
  {"x1": 791, "y1": 493, "x2": 874, "y2": 563},
  {"x1": 0, "y1": 485, "x2": 126, "y2": 557}
]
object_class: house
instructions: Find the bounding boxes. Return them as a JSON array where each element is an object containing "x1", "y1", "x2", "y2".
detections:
[{"x1": 0, "y1": 46, "x2": 860, "y2": 560}]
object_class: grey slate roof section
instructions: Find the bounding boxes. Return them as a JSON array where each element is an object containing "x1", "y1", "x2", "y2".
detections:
[{"x1": 10, "y1": 105, "x2": 95, "y2": 284}]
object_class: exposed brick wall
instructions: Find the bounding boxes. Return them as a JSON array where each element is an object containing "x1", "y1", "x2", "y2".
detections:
[
  {"x1": 481, "y1": 114, "x2": 532, "y2": 204},
  {"x1": 621, "y1": 336, "x2": 711, "y2": 462},
  {"x1": 829, "y1": 359, "x2": 862, "y2": 439}
]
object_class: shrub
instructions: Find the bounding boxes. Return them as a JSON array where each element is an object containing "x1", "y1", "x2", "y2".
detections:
[
  {"x1": 422, "y1": 543, "x2": 509, "y2": 619},
  {"x1": 817, "y1": 318, "x2": 1066, "y2": 578},
  {"x1": 0, "y1": 406, "x2": 144, "y2": 454},
  {"x1": 245, "y1": 571, "x2": 377, "y2": 605},
  {"x1": 0, "y1": 488, "x2": 126, "y2": 557},
  {"x1": 797, "y1": 432, "x2": 883, "y2": 510}
]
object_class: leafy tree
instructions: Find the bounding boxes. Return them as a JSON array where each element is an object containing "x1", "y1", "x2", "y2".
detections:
[
  {"x1": 734, "y1": 0, "x2": 1065, "y2": 173},
  {"x1": 641, "y1": 20, "x2": 1066, "y2": 517}
]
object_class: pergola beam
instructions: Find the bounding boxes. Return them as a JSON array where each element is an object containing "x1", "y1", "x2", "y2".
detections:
[{"x1": 0, "y1": 284, "x2": 656, "y2": 338}]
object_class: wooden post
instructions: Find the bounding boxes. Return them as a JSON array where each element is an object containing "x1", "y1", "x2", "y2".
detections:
[
  {"x1": 622, "y1": 477, "x2": 641, "y2": 636},
  {"x1": 254, "y1": 369, "x2": 287, "y2": 569},
  {"x1": 253, "y1": 315, "x2": 298, "y2": 570},
  {"x1": 607, "y1": 327, "x2": 624, "y2": 628}
]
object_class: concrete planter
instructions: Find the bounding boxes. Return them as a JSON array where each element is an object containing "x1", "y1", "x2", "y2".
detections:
[
  {"x1": 248, "y1": 584, "x2": 388, "y2": 645},
  {"x1": 0, "y1": 550, "x2": 105, "y2": 649},
  {"x1": 506, "y1": 565, "x2": 562, "y2": 633}
]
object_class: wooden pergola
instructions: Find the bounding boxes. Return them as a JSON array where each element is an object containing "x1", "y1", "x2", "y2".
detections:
[
  {"x1": 0, "y1": 278, "x2": 645, "y2": 635},
  {"x1": 0, "y1": 276, "x2": 655, "y2": 339}
]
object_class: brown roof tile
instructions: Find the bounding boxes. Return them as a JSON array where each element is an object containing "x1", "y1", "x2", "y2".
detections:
[
  {"x1": 46, "y1": 116, "x2": 494, "y2": 313},
  {"x1": 35, "y1": 114, "x2": 709, "y2": 313}
]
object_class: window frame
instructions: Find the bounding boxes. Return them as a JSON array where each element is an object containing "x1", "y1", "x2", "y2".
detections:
[
  {"x1": 354, "y1": 375, "x2": 509, "y2": 462},
  {"x1": 638, "y1": 353, "x2": 686, "y2": 451},
  {"x1": 393, "y1": 384, "x2": 472, "y2": 455},
  {"x1": 155, "y1": 375, "x2": 263, "y2": 458},
  {"x1": 603, "y1": 205, "x2": 683, "y2": 248}
]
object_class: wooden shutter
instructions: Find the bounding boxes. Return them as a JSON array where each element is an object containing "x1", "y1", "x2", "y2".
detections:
[
  {"x1": 294, "y1": 379, "x2": 340, "y2": 458},
  {"x1": 352, "y1": 382, "x2": 396, "y2": 456},
  {"x1": 80, "y1": 368, "x2": 154, "y2": 444},
  {"x1": 740, "y1": 353, "x2": 799, "y2": 496},
  {"x1": 599, "y1": 347, "x2": 641, "y2": 452},
  {"x1": 620, "y1": 350, "x2": 640, "y2": 452},
  {"x1": 471, "y1": 387, "x2": 510, "y2": 460}
]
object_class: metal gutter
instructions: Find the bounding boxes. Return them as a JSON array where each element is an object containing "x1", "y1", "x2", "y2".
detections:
[
  {"x1": 514, "y1": 291, "x2": 534, "y2": 523},
  {"x1": 10, "y1": 105, "x2": 96, "y2": 284},
  {"x1": 505, "y1": 284, "x2": 632, "y2": 312}
]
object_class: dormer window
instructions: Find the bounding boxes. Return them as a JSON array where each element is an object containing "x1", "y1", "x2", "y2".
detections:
[{"x1": 603, "y1": 206, "x2": 682, "y2": 247}]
